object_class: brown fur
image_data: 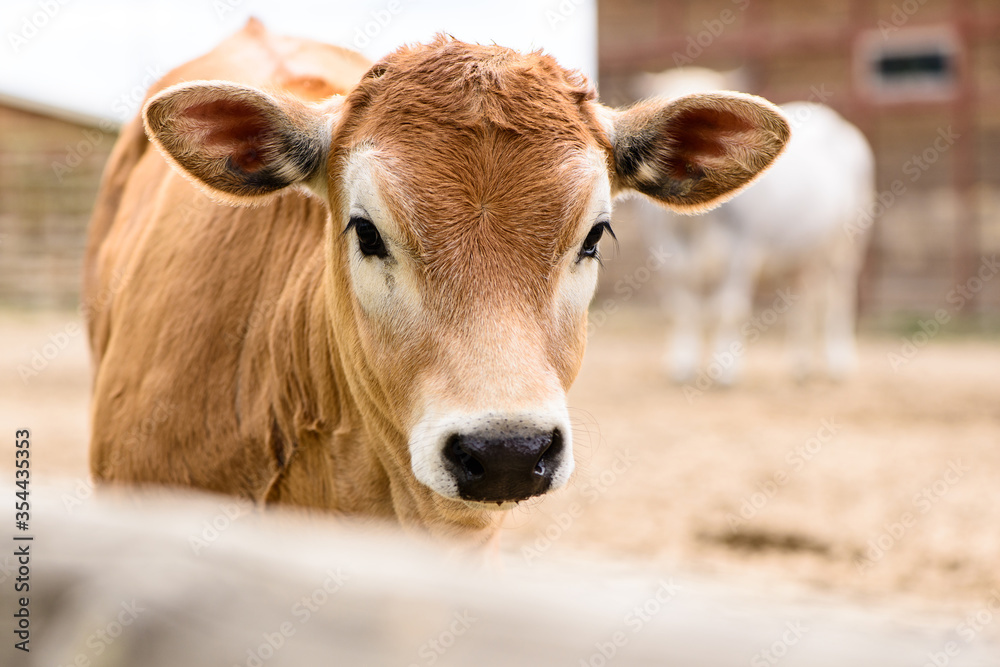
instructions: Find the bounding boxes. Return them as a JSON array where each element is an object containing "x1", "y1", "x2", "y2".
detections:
[{"x1": 85, "y1": 20, "x2": 789, "y2": 541}]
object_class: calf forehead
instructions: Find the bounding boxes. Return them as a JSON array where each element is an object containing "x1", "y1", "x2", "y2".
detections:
[
  {"x1": 338, "y1": 38, "x2": 608, "y2": 310},
  {"x1": 401, "y1": 128, "x2": 596, "y2": 258},
  {"x1": 379, "y1": 128, "x2": 603, "y2": 319}
]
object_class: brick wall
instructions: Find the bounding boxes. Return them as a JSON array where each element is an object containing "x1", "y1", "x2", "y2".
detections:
[
  {"x1": 0, "y1": 105, "x2": 116, "y2": 308},
  {"x1": 596, "y1": 0, "x2": 1000, "y2": 317}
]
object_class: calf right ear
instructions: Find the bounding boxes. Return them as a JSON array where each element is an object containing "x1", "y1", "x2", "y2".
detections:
[
  {"x1": 143, "y1": 81, "x2": 339, "y2": 206},
  {"x1": 608, "y1": 92, "x2": 790, "y2": 213}
]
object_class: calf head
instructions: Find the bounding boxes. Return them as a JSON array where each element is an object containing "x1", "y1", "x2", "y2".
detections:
[{"x1": 143, "y1": 38, "x2": 788, "y2": 514}]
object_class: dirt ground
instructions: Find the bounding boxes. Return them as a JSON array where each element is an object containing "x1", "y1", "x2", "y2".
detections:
[
  {"x1": 2, "y1": 306, "x2": 999, "y2": 616},
  {"x1": 504, "y1": 308, "x2": 1000, "y2": 613}
]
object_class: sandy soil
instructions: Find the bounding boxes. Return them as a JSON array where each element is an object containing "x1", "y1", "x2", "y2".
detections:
[
  {"x1": 2, "y1": 307, "x2": 998, "y2": 616},
  {"x1": 504, "y1": 307, "x2": 1000, "y2": 615}
]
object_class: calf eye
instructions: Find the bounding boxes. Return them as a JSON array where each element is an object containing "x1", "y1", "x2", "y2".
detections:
[
  {"x1": 579, "y1": 221, "x2": 615, "y2": 261},
  {"x1": 347, "y1": 216, "x2": 388, "y2": 259}
]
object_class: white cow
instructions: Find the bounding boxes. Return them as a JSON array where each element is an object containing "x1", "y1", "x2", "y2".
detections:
[{"x1": 636, "y1": 69, "x2": 876, "y2": 386}]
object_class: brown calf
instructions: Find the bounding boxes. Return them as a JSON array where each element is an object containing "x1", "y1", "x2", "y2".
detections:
[{"x1": 85, "y1": 19, "x2": 788, "y2": 540}]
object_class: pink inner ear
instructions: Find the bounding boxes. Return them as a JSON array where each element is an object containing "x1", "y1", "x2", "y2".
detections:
[
  {"x1": 667, "y1": 106, "x2": 758, "y2": 177},
  {"x1": 182, "y1": 99, "x2": 273, "y2": 172}
]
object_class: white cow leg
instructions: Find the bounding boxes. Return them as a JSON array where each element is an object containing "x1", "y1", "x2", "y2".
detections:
[
  {"x1": 787, "y1": 270, "x2": 821, "y2": 381},
  {"x1": 708, "y1": 283, "x2": 752, "y2": 387},
  {"x1": 824, "y1": 265, "x2": 859, "y2": 380},
  {"x1": 667, "y1": 286, "x2": 701, "y2": 384}
]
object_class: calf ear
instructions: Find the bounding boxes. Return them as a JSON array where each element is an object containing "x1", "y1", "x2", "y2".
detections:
[
  {"x1": 609, "y1": 92, "x2": 790, "y2": 213},
  {"x1": 143, "y1": 81, "x2": 336, "y2": 205}
]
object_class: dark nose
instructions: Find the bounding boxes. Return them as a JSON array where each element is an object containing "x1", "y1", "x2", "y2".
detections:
[{"x1": 444, "y1": 428, "x2": 563, "y2": 503}]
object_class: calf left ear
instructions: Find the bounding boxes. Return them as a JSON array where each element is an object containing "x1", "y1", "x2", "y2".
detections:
[
  {"x1": 143, "y1": 81, "x2": 337, "y2": 206},
  {"x1": 608, "y1": 92, "x2": 790, "y2": 213}
]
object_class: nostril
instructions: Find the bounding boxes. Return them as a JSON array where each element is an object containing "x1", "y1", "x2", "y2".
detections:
[
  {"x1": 533, "y1": 428, "x2": 563, "y2": 477},
  {"x1": 445, "y1": 434, "x2": 485, "y2": 479}
]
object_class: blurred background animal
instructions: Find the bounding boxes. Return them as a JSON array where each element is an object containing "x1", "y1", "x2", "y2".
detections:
[{"x1": 634, "y1": 68, "x2": 875, "y2": 385}]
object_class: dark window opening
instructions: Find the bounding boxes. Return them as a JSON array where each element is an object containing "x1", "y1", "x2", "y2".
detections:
[
  {"x1": 875, "y1": 52, "x2": 953, "y2": 83},
  {"x1": 856, "y1": 27, "x2": 959, "y2": 103}
]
